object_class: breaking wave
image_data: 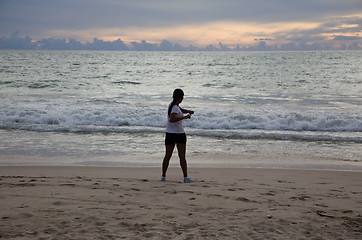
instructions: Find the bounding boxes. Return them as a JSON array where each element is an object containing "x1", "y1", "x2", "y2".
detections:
[{"x1": 1, "y1": 100, "x2": 361, "y2": 143}]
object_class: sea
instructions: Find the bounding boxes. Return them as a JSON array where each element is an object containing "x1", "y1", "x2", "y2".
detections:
[{"x1": 0, "y1": 50, "x2": 361, "y2": 171}]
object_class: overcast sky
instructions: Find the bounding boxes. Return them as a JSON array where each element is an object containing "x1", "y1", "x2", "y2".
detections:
[{"x1": 1, "y1": 0, "x2": 361, "y2": 48}]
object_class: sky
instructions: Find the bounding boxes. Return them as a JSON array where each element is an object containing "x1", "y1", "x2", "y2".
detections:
[{"x1": 0, "y1": 0, "x2": 361, "y2": 49}]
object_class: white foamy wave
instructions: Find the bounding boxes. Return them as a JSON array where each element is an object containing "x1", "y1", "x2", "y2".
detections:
[
  {"x1": 188, "y1": 109, "x2": 362, "y2": 132},
  {"x1": 1, "y1": 100, "x2": 361, "y2": 137},
  {"x1": 0, "y1": 101, "x2": 166, "y2": 129}
]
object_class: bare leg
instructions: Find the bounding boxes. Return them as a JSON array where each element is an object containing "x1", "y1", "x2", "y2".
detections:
[
  {"x1": 162, "y1": 144, "x2": 175, "y2": 177},
  {"x1": 177, "y1": 143, "x2": 188, "y2": 177}
]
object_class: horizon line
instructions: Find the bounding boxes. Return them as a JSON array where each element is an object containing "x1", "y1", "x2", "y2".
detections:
[{"x1": 1, "y1": 33, "x2": 361, "y2": 51}]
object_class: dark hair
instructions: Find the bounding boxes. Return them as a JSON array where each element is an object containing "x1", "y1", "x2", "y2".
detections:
[{"x1": 168, "y1": 89, "x2": 184, "y2": 116}]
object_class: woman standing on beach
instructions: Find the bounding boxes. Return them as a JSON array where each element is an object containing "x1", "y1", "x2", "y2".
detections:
[{"x1": 161, "y1": 89, "x2": 194, "y2": 183}]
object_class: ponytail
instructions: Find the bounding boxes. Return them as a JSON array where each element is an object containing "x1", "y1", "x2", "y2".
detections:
[
  {"x1": 168, "y1": 99, "x2": 177, "y2": 117},
  {"x1": 168, "y1": 89, "x2": 184, "y2": 116}
]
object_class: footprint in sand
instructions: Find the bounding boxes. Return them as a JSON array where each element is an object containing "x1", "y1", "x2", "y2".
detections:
[
  {"x1": 207, "y1": 193, "x2": 223, "y2": 198},
  {"x1": 20, "y1": 213, "x2": 33, "y2": 218},
  {"x1": 53, "y1": 201, "x2": 68, "y2": 206},
  {"x1": 235, "y1": 197, "x2": 251, "y2": 202}
]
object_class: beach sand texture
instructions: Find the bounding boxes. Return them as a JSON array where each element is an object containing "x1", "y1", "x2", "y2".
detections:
[{"x1": 0, "y1": 166, "x2": 361, "y2": 239}]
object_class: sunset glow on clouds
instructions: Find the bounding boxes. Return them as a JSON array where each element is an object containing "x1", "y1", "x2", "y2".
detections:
[
  {"x1": 85, "y1": 20, "x2": 322, "y2": 46},
  {"x1": 47, "y1": 17, "x2": 360, "y2": 49},
  {"x1": 0, "y1": 0, "x2": 361, "y2": 50}
]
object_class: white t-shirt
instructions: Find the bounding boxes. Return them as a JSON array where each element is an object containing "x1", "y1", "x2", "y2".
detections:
[{"x1": 166, "y1": 105, "x2": 185, "y2": 133}]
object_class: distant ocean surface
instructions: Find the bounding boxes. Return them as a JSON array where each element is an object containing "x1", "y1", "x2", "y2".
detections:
[{"x1": 1, "y1": 50, "x2": 361, "y2": 170}]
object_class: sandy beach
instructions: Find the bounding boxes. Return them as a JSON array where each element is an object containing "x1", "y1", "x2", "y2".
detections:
[{"x1": 0, "y1": 166, "x2": 361, "y2": 239}]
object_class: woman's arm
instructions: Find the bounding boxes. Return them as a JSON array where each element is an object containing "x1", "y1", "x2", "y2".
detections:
[
  {"x1": 169, "y1": 112, "x2": 191, "y2": 122},
  {"x1": 179, "y1": 107, "x2": 194, "y2": 115}
]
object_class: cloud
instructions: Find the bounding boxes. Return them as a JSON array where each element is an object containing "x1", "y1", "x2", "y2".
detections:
[
  {"x1": 2, "y1": 1, "x2": 361, "y2": 30},
  {"x1": 0, "y1": 0, "x2": 361, "y2": 49},
  {"x1": 255, "y1": 38, "x2": 273, "y2": 41},
  {"x1": 46, "y1": 20, "x2": 323, "y2": 46},
  {"x1": 332, "y1": 35, "x2": 361, "y2": 41},
  {"x1": 1, "y1": 32, "x2": 361, "y2": 51}
]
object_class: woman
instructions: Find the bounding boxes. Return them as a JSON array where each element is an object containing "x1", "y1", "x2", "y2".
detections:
[{"x1": 161, "y1": 89, "x2": 194, "y2": 183}]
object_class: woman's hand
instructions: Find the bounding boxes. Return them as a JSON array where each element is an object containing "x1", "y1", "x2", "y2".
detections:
[{"x1": 184, "y1": 114, "x2": 191, "y2": 119}]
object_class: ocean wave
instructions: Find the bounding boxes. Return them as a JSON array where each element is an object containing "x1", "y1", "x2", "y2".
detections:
[
  {"x1": 112, "y1": 80, "x2": 141, "y2": 85},
  {"x1": 186, "y1": 110, "x2": 362, "y2": 132},
  {"x1": 1, "y1": 101, "x2": 361, "y2": 142},
  {"x1": 2, "y1": 122, "x2": 361, "y2": 144}
]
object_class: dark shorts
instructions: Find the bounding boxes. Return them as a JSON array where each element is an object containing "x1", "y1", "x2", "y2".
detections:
[{"x1": 165, "y1": 132, "x2": 187, "y2": 145}]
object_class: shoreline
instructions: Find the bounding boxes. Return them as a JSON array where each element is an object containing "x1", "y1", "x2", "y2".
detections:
[
  {"x1": 2, "y1": 165, "x2": 362, "y2": 175},
  {"x1": 1, "y1": 153, "x2": 361, "y2": 172},
  {"x1": 1, "y1": 166, "x2": 361, "y2": 239},
  {"x1": 1, "y1": 164, "x2": 362, "y2": 173}
]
